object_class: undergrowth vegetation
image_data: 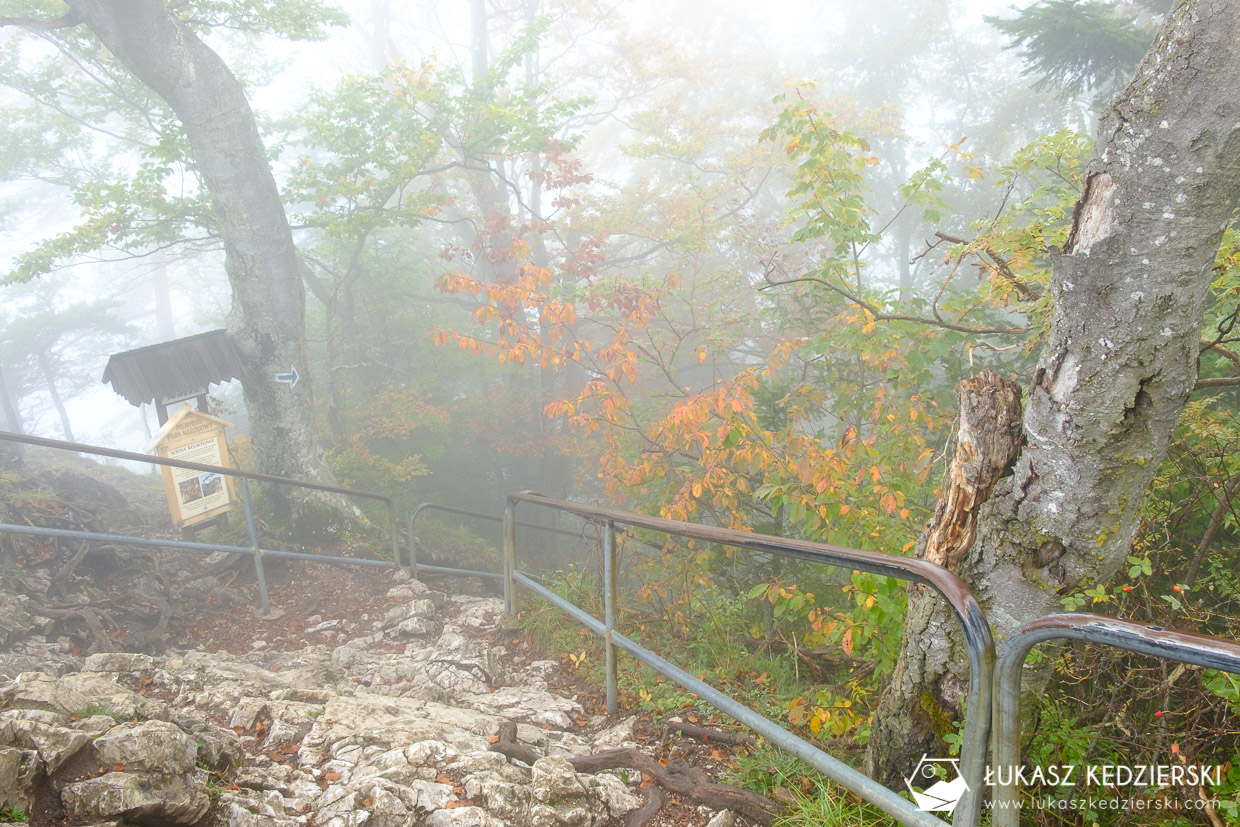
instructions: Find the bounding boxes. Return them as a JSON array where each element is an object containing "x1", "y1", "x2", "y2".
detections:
[{"x1": 516, "y1": 414, "x2": 1240, "y2": 825}]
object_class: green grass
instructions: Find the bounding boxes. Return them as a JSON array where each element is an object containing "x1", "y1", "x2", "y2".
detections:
[
  {"x1": 0, "y1": 806, "x2": 27, "y2": 824},
  {"x1": 519, "y1": 566, "x2": 892, "y2": 818},
  {"x1": 725, "y1": 744, "x2": 897, "y2": 827}
]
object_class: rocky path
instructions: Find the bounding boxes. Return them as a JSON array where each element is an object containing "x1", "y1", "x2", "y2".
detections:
[{"x1": 0, "y1": 572, "x2": 748, "y2": 827}]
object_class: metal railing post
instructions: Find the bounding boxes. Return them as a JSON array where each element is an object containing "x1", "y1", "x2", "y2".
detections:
[
  {"x1": 386, "y1": 499, "x2": 401, "y2": 571},
  {"x1": 604, "y1": 519, "x2": 618, "y2": 715},
  {"x1": 992, "y1": 614, "x2": 1240, "y2": 826},
  {"x1": 240, "y1": 480, "x2": 271, "y2": 616},
  {"x1": 503, "y1": 499, "x2": 517, "y2": 614},
  {"x1": 503, "y1": 491, "x2": 993, "y2": 827},
  {"x1": 407, "y1": 514, "x2": 420, "y2": 580}
]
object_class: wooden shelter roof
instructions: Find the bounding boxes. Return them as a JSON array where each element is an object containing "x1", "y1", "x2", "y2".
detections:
[{"x1": 102, "y1": 329, "x2": 243, "y2": 408}]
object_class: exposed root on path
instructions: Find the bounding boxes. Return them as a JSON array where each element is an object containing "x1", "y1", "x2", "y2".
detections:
[{"x1": 491, "y1": 721, "x2": 781, "y2": 825}]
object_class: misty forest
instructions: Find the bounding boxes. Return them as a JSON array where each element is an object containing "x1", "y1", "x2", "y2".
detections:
[{"x1": 1, "y1": 0, "x2": 1239, "y2": 825}]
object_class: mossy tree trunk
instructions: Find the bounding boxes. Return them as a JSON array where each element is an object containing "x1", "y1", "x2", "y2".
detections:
[{"x1": 867, "y1": 0, "x2": 1240, "y2": 786}]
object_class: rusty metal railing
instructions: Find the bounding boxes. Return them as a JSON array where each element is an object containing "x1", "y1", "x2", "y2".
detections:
[
  {"x1": 502, "y1": 491, "x2": 994, "y2": 827},
  {"x1": 0, "y1": 430, "x2": 402, "y2": 615},
  {"x1": 991, "y1": 613, "x2": 1240, "y2": 825}
]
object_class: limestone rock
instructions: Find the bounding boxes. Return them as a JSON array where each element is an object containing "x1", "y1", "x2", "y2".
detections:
[
  {"x1": 0, "y1": 745, "x2": 42, "y2": 809},
  {"x1": 314, "y1": 776, "x2": 423, "y2": 827},
  {"x1": 530, "y1": 755, "x2": 607, "y2": 826},
  {"x1": 3, "y1": 669, "x2": 165, "y2": 722},
  {"x1": 90, "y1": 720, "x2": 198, "y2": 775},
  {"x1": 72, "y1": 714, "x2": 121, "y2": 737},
  {"x1": 425, "y1": 629, "x2": 497, "y2": 695},
  {"x1": 590, "y1": 716, "x2": 638, "y2": 751},
  {"x1": 581, "y1": 772, "x2": 643, "y2": 818},
  {"x1": 465, "y1": 684, "x2": 581, "y2": 729},
  {"x1": 83, "y1": 652, "x2": 155, "y2": 677},
  {"x1": 0, "y1": 713, "x2": 89, "y2": 773},
  {"x1": 0, "y1": 577, "x2": 663, "y2": 827},
  {"x1": 60, "y1": 770, "x2": 211, "y2": 825},
  {"x1": 423, "y1": 806, "x2": 506, "y2": 827},
  {"x1": 349, "y1": 739, "x2": 460, "y2": 785},
  {"x1": 0, "y1": 593, "x2": 31, "y2": 650},
  {"x1": 207, "y1": 791, "x2": 303, "y2": 827}
]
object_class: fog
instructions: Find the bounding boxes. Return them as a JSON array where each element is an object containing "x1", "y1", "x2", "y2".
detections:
[{"x1": 1, "y1": 0, "x2": 1062, "y2": 463}]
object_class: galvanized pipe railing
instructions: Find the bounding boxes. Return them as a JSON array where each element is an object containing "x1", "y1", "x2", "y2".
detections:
[
  {"x1": 0, "y1": 430, "x2": 402, "y2": 613},
  {"x1": 0, "y1": 430, "x2": 401, "y2": 563},
  {"x1": 504, "y1": 491, "x2": 994, "y2": 827},
  {"x1": 407, "y1": 502, "x2": 584, "y2": 580},
  {"x1": 991, "y1": 613, "x2": 1240, "y2": 826}
]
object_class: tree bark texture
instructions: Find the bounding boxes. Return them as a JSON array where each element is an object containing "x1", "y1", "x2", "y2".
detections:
[
  {"x1": 62, "y1": 0, "x2": 352, "y2": 528},
  {"x1": 867, "y1": 371, "x2": 1024, "y2": 782},
  {"x1": 869, "y1": 0, "x2": 1240, "y2": 786}
]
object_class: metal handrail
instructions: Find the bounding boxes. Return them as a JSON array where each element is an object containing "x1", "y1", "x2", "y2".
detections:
[
  {"x1": 407, "y1": 502, "x2": 585, "y2": 580},
  {"x1": 0, "y1": 430, "x2": 402, "y2": 614},
  {"x1": 991, "y1": 613, "x2": 1240, "y2": 826},
  {"x1": 503, "y1": 491, "x2": 994, "y2": 827},
  {"x1": 0, "y1": 430, "x2": 401, "y2": 564}
]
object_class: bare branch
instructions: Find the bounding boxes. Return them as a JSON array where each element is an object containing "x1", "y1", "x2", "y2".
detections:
[
  {"x1": 1194, "y1": 376, "x2": 1240, "y2": 389},
  {"x1": 1199, "y1": 338, "x2": 1240, "y2": 370},
  {"x1": 759, "y1": 274, "x2": 1031, "y2": 336},
  {"x1": 935, "y1": 231, "x2": 1043, "y2": 301}
]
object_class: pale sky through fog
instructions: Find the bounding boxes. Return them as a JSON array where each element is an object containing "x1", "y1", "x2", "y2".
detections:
[{"x1": 2, "y1": 0, "x2": 1044, "y2": 454}]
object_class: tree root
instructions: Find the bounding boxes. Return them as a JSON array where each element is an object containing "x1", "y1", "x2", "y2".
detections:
[
  {"x1": 659, "y1": 717, "x2": 756, "y2": 750},
  {"x1": 489, "y1": 723, "x2": 780, "y2": 825},
  {"x1": 39, "y1": 605, "x2": 113, "y2": 653},
  {"x1": 624, "y1": 784, "x2": 663, "y2": 827},
  {"x1": 489, "y1": 721, "x2": 541, "y2": 765},
  {"x1": 52, "y1": 539, "x2": 92, "y2": 594}
]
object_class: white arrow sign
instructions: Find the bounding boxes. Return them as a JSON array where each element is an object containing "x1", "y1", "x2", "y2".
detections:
[{"x1": 275, "y1": 366, "x2": 299, "y2": 388}]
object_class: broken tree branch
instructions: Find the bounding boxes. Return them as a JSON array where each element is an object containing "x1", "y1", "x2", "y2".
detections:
[{"x1": 921, "y1": 370, "x2": 1024, "y2": 571}]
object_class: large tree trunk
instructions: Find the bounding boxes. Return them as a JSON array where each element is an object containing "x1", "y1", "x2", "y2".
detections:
[
  {"x1": 63, "y1": 0, "x2": 357, "y2": 530},
  {"x1": 868, "y1": 0, "x2": 1240, "y2": 786}
]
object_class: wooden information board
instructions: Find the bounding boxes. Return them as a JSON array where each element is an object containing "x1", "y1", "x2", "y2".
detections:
[{"x1": 147, "y1": 406, "x2": 237, "y2": 529}]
